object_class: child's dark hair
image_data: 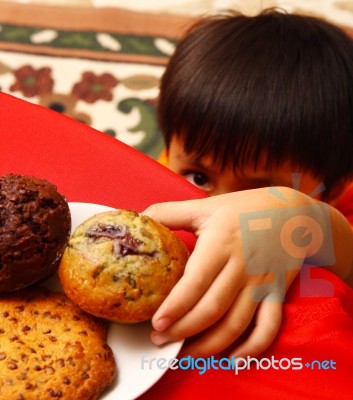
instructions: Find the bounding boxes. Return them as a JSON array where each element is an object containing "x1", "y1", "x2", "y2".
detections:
[{"x1": 157, "y1": 9, "x2": 353, "y2": 195}]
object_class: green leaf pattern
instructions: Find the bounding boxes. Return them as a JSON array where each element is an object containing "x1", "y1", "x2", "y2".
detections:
[{"x1": 0, "y1": 23, "x2": 174, "y2": 159}]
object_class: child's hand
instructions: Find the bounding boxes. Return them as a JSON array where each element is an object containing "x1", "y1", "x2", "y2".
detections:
[{"x1": 142, "y1": 187, "x2": 319, "y2": 358}]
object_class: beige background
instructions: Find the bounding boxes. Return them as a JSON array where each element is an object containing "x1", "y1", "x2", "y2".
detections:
[{"x1": 0, "y1": 0, "x2": 352, "y2": 27}]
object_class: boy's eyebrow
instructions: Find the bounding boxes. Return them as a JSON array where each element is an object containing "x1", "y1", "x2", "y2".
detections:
[
  {"x1": 183, "y1": 156, "x2": 215, "y2": 173},
  {"x1": 174, "y1": 152, "x2": 203, "y2": 166}
]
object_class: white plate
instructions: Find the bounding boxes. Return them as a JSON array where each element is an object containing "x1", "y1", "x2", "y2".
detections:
[{"x1": 46, "y1": 202, "x2": 184, "y2": 400}]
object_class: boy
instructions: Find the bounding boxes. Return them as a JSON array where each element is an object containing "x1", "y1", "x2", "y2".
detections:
[{"x1": 143, "y1": 9, "x2": 353, "y2": 359}]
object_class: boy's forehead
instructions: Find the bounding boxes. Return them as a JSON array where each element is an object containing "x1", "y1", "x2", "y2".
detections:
[{"x1": 170, "y1": 135, "x2": 293, "y2": 176}]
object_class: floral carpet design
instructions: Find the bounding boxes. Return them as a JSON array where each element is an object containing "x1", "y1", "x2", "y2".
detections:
[{"x1": 0, "y1": 3, "x2": 193, "y2": 159}]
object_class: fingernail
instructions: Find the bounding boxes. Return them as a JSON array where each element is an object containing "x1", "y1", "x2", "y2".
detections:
[
  {"x1": 153, "y1": 317, "x2": 171, "y2": 331},
  {"x1": 151, "y1": 332, "x2": 169, "y2": 346}
]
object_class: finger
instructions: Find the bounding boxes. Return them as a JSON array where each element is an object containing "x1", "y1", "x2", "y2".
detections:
[
  {"x1": 177, "y1": 286, "x2": 257, "y2": 358},
  {"x1": 230, "y1": 300, "x2": 283, "y2": 358},
  {"x1": 151, "y1": 258, "x2": 246, "y2": 346},
  {"x1": 142, "y1": 199, "x2": 209, "y2": 232},
  {"x1": 152, "y1": 226, "x2": 231, "y2": 331}
]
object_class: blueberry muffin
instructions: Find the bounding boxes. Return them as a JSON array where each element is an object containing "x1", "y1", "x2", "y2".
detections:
[{"x1": 58, "y1": 210, "x2": 188, "y2": 323}]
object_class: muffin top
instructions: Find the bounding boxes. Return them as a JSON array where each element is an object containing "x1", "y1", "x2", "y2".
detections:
[
  {"x1": 59, "y1": 210, "x2": 188, "y2": 322},
  {"x1": 0, "y1": 174, "x2": 71, "y2": 292}
]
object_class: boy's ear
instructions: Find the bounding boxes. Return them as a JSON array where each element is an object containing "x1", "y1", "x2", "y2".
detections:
[{"x1": 157, "y1": 148, "x2": 169, "y2": 166}]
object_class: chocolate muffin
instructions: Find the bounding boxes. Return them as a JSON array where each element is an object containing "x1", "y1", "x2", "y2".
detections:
[
  {"x1": 59, "y1": 210, "x2": 188, "y2": 323},
  {"x1": 0, "y1": 174, "x2": 71, "y2": 293}
]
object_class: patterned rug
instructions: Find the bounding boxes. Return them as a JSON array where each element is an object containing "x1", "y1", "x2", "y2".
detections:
[{"x1": 0, "y1": 2, "x2": 194, "y2": 159}]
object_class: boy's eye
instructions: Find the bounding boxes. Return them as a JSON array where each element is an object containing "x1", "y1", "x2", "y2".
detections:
[{"x1": 184, "y1": 172, "x2": 211, "y2": 190}]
